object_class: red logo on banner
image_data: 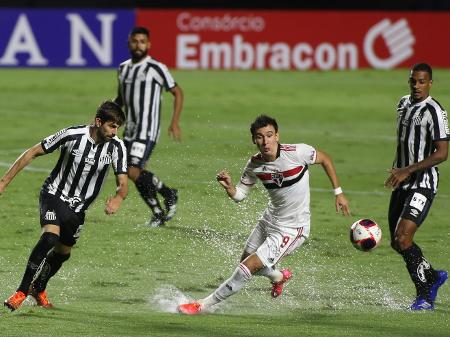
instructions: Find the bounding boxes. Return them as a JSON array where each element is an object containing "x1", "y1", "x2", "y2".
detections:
[{"x1": 137, "y1": 10, "x2": 450, "y2": 70}]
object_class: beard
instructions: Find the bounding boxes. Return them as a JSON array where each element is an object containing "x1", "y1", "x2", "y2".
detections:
[{"x1": 131, "y1": 48, "x2": 148, "y2": 62}]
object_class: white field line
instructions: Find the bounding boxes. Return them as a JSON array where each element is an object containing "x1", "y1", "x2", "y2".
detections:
[{"x1": 2, "y1": 161, "x2": 450, "y2": 199}]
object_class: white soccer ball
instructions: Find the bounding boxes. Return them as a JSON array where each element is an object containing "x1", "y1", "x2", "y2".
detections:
[{"x1": 350, "y1": 219, "x2": 382, "y2": 252}]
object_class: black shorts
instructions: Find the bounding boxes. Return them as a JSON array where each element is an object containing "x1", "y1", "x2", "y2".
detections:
[
  {"x1": 124, "y1": 139, "x2": 156, "y2": 169},
  {"x1": 39, "y1": 190, "x2": 85, "y2": 247},
  {"x1": 388, "y1": 188, "x2": 434, "y2": 238}
]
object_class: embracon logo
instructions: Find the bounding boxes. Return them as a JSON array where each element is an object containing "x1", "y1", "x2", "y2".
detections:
[
  {"x1": 363, "y1": 18, "x2": 415, "y2": 69},
  {"x1": 175, "y1": 17, "x2": 416, "y2": 70}
]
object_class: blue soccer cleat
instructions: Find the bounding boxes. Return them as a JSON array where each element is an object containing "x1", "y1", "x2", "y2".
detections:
[
  {"x1": 409, "y1": 297, "x2": 434, "y2": 311},
  {"x1": 430, "y1": 270, "x2": 448, "y2": 303}
]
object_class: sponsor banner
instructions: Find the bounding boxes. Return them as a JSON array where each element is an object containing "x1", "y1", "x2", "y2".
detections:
[
  {"x1": 137, "y1": 9, "x2": 450, "y2": 70},
  {"x1": 0, "y1": 9, "x2": 134, "y2": 67}
]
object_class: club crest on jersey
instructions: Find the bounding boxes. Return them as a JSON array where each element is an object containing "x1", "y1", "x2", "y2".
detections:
[
  {"x1": 100, "y1": 153, "x2": 112, "y2": 164},
  {"x1": 271, "y1": 172, "x2": 284, "y2": 187}
]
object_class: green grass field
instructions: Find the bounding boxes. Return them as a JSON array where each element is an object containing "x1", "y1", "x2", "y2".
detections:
[{"x1": 0, "y1": 68, "x2": 449, "y2": 337}]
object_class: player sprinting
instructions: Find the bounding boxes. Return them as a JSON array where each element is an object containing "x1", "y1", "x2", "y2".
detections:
[
  {"x1": 178, "y1": 115, "x2": 350, "y2": 315},
  {"x1": 1, "y1": 101, "x2": 128, "y2": 311}
]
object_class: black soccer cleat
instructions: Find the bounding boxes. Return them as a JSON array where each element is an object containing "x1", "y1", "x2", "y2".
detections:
[{"x1": 164, "y1": 189, "x2": 178, "y2": 222}]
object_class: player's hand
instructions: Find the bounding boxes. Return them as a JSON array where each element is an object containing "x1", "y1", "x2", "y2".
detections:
[
  {"x1": 384, "y1": 167, "x2": 410, "y2": 189},
  {"x1": 216, "y1": 170, "x2": 233, "y2": 189},
  {"x1": 168, "y1": 123, "x2": 181, "y2": 142},
  {"x1": 105, "y1": 195, "x2": 122, "y2": 214},
  {"x1": 335, "y1": 194, "x2": 350, "y2": 216}
]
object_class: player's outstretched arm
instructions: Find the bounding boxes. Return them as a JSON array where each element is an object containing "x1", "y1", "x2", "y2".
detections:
[
  {"x1": 315, "y1": 149, "x2": 350, "y2": 216},
  {"x1": 105, "y1": 173, "x2": 128, "y2": 215},
  {"x1": 0, "y1": 143, "x2": 46, "y2": 195},
  {"x1": 168, "y1": 85, "x2": 183, "y2": 142}
]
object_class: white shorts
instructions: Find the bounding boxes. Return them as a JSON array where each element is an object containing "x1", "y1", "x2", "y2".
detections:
[{"x1": 244, "y1": 216, "x2": 310, "y2": 268}]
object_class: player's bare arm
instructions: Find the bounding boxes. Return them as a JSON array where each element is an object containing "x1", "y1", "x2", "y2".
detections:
[
  {"x1": 314, "y1": 149, "x2": 350, "y2": 216},
  {"x1": 105, "y1": 173, "x2": 128, "y2": 215},
  {"x1": 216, "y1": 170, "x2": 237, "y2": 198},
  {"x1": 168, "y1": 85, "x2": 183, "y2": 142},
  {"x1": 0, "y1": 143, "x2": 46, "y2": 195},
  {"x1": 385, "y1": 140, "x2": 448, "y2": 189}
]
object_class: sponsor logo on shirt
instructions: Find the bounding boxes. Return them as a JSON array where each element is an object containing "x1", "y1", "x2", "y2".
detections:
[
  {"x1": 72, "y1": 149, "x2": 83, "y2": 157},
  {"x1": 85, "y1": 157, "x2": 95, "y2": 165}
]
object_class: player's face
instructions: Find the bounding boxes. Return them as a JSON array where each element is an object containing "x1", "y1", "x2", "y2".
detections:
[
  {"x1": 128, "y1": 33, "x2": 150, "y2": 62},
  {"x1": 409, "y1": 70, "x2": 432, "y2": 103},
  {"x1": 97, "y1": 120, "x2": 120, "y2": 142},
  {"x1": 253, "y1": 125, "x2": 279, "y2": 161}
]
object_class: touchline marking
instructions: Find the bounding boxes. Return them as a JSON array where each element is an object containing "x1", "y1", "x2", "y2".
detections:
[
  {"x1": 1, "y1": 161, "x2": 450, "y2": 199},
  {"x1": 0, "y1": 161, "x2": 49, "y2": 173}
]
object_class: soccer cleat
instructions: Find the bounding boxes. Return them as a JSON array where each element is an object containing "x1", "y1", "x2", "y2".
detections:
[
  {"x1": 177, "y1": 302, "x2": 203, "y2": 315},
  {"x1": 409, "y1": 297, "x2": 434, "y2": 311},
  {"x1": 271, "y1": 268, "x2": 293, "y2": 298},
  {"x1": 147, "y1": 213, "x2": 166, "y2": 227},
  {"x1": 430, "y1": 270, "x2": 448, "y2": 303},
  {"x1": 164, "y1": 189, "x2": 178, "y2": 222},
  {"x1": 4, "y1": 291, "x2": 27, "y2": 311},
  {"x1": 29, "y1": 285, "x2": 53, "y2": 308}
]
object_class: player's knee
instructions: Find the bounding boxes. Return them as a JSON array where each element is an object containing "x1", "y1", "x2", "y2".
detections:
[
  {"x1": 40, "y1": 232, "x2": 60, "y2": 250},
  {"x1": 55, "y1": 252, "x2": 71, "y2": 264},
  {"x1": 394, "y1": 235, "x2": 412, "y2": 252}
]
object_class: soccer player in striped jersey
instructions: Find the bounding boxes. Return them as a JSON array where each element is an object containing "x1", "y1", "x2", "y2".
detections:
[
  {"x1": 115, "y1": 26, "x2": 183, "y2": 227},
  {"x1": 1, "y1": 101, "x2": 128, "y2": 311},
  {"x1": 178, "y1": 115, "x2": 350, "y2": 315},
  {"x1": 385, "y1": 63, "x2": 449, "y2": 311}
]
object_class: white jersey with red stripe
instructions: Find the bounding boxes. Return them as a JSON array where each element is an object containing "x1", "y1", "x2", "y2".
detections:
[{"x1": 239, "y1": 143, "x2": 317, "y2": 228}]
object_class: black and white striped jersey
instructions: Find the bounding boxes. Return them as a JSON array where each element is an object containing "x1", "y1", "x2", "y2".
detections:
[
  {"x1": 40, "y1": 125, "x2": 127, "y2": 213},
  {"x1": 116, "y1": 56, "x2": 176, "y2": 143},
  {"x1": 394, "y1": 95, "x2": 450, "y2": 193}
]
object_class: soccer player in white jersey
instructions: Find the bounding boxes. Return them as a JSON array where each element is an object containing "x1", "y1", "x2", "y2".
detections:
[
  {"x1": 385, "y1": 63, "x2": 449, "y2": 311},
  {"x1": 178, "y1": 115, "x2": 350, "y2": 315},
  {"x1": 1, "y1": 101, "x2": 128, "y2": 311},
  {"x1": 115, "y1": 26, "x2": 183, "y2": 227}
]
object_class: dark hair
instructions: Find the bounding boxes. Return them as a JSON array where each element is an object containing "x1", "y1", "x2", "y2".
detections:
[
  {"x1": 250, "y1": 115, "x2": 278, "y2": 137},
  {"x1": 129, "y1": 26, "x2": 150, "y2": 38},
  {"x1": 411, "y1": 63, "x2": 433, "y2": 80},
  {"x1": 96, "y1": 100, "x2": 126, "y2": 126}
]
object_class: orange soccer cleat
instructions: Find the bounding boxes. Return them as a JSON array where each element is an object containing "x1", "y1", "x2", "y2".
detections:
[
  {"x1": 4, "y1": 291, "x2": 27, "y2": 311},
  {"x1": 29, "y1": 285, "x2": 53, "y2": 309},
  {"x1": 271, "y1": 269, "x2": 293, "y2": 298},
  {"x1": 177, "y1": 302, "x2": 203, "y2": 315}
]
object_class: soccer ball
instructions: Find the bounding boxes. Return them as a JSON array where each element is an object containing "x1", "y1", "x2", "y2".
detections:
[{"x1": 350, "y1": 219, "x2": 382, "y2": 252}]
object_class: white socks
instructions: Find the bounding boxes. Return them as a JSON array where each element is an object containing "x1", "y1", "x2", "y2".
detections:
[
  {"x1": 255, "y1": 266, "x2": 283, "y2": 283},
  {"x1": 200, "y1": 263, "x2": 252, "y2": 308}
]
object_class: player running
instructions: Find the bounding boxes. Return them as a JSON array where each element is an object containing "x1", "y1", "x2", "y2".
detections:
[
  {"x1": 178, "y1": 115, "x2": 350, "y2": 315},
  {"x1": 1, "y1": 101, "x2": 128, "y2": 311}
]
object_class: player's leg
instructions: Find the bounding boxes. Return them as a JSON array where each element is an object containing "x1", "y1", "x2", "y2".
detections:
[
  {"x1": 126, "y1": 140, "x2": 165, "y2": 226},
  {"x1": 265, "y1": 225, "x2": 307, "y2": 298},
  {"x1": 4, "y1": 192, "x2": 61, "y2": 311},
  {"x1": 240, "y1": 222, "x2": 283, "y2": 283},
  {"x1": 30, "y1": 202, "x2": 83, "y2": 308},
  {"x1": 178, "y1": 254, "x2": 261, "y2": 315},
  {"x1": 391, "y1": 189, "x2": 440, "y2": 309}
]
